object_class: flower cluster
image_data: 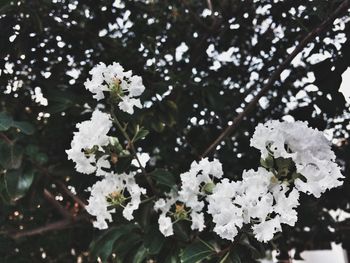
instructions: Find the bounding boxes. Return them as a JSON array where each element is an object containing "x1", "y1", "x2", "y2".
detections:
[
  {"x1": 85, "y1": 172, "x2": 146, "y2": 229},
  {"x1": 68, "y1": 62, "x2": 344, "y2": 245},
  {"x1": 66, "y1": 109, "x2": 112, "y2": 174},
  {"x1": 153, "y1": 121, "x2": 343, "y2": 243},
  {"x1": 250, "y1": 120, "x2": 343, "y2": 197},
  {"x1": 84, "y1": 62, "x2": 145, "y2": 114},
  {"x1": 67, "y1": 62, "x2": 148, "y2": 229},
  {"x1": 207, "y1": 168, "x2": 300, "y2": 242},
  {"x1": 154, "y1": 158, "x2": 223, "y2": 236},
  {"x1": 66, "y1": 109, "x2": 146, "y2": 229}
]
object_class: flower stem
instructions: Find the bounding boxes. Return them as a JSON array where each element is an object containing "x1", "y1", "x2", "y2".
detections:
[{"x1": 110, "y1": 103, "x2": 158, "y2": 195}]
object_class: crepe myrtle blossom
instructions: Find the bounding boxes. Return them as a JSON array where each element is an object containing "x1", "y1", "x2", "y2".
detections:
[
  {"x1": 207, "y1": 168, "x2": 300, "y2": 242},
  {"x1": 84, "y1": 62, "x2": 145, "y2": 114},
  {"x1": 154, "y1": 190, "x2": 179, "y2": 236},
  {"x1": 207, "y1": 178, "x2": 244, "y2": 241},
  {"x1": 86, "y1": 172, "x2": 146, "y2": 230},
  {"x1": 154, "y1": 158, "x2": 223, "y2": 236},
  {"x1": 250, "y1": 120, "x2": 343, "y2": 197},
  {"x1": 66, "y1": 109, "x2": 112, "y2": 174},
  {"x1": 178, "y1": 158, "x2": 223, "y2": 231}
]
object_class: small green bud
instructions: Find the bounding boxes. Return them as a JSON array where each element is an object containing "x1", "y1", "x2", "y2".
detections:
[
  {"x1": 203, "y1": 182, "x2": 215, "y2": 194},
  {"x1": 260, "y1": 155, "x2": 274, "y2": 169},
  {"x1": 84, "y1": 145, "x2": 99, "y2": 156}
]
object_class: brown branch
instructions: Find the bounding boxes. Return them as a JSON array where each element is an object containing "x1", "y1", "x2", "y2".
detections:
[
  {"x1": 200, "y1": 0, "x2": 350, "y2": 158},
  {"x1": 54, "y1": 180, "x2": 87, "y2": 209},
  {"x1": 207, "y1": 0, "x2": 213, "y2": 12},
  {"x1": 0, "y1": 132, "x2": 13, "y2": 145},
  {"x1": 8, "y1": 216, "x2": 87, "y2": 239},
  {"x1": 43, "y1": 189, "x2": 72, "y2": 219}
]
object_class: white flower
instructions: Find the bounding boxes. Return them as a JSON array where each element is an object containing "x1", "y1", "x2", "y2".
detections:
[
  {"x1": 96, "y1": 155, "x2": 111, "y2": 177},
  {"x1": 190, "y1": 211, "x2": 205, "y2": 231},
  {"x1": 176, "y1": 158, "x2": 223, "y2": 232},
  {"x1": 118, "y1": 97, "x2": 142, "y2": 114},
  {"x1": 66, "y1": 109, "x2": 112, "y2": 174},
  {"x1": 271, "y1": 184, "x2": 299, "y2": 226},
  {"x1": 154, "y1": 190, "x2": 178, "y2": 236},
  {"x1": 154, "y1": 190, "x2": 178, "y2": 214},
  {"x1": 252, "y1": 217, "x2": 282, "y2": 243},
  {"x1": 179, "y1": 158, "x2": 223, "y2": 213},
  {"x1": 250, "y1": 120, "x2": 343, "y2": 197},
  {"x1": 207, "y1": 179, "x2": 244, "y2": 241},
  {"x1": 208, "y1": 168, "x2": 300, "y2": 242},
  {"x1": 85, "y1": 172, "x2": 146, "y2": 229},
  {"x1": 84, "y1": 63, "x2": 109, "y2": 100},
  {"x1": 84, "y1": 62, "x2": 145, "y2": 114},
  {"x1": 131, "y1": 153, "x2": 150, "y2": 168},
  {"x1": 236, "y1": 168, "x2": 274, "y2": 223},
  {"x1": 158, "y1": 214, "x2": 174, "y2": 237}
]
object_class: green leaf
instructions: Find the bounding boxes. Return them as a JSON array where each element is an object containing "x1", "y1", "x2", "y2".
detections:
[
  {"x1": 0, "y1": 169, "x2": 35, "y2": 203},
  {"x1": 165, "y1": 100, "x2": 178, "y2": 112},
  {"x1": 219, "y1": 252, "x2": 230, "y2": 263},
  {"x1": 0, "y1": 112, "x2": 35, "y2": 134},
  {"x1": 45, "y1": 88, "x2": 76, "y2": 113},
  {"x1": 47, "y1": 102, "x2": 72, "y2": 114},
  {"x1": 0, "y1": 112, "x2": 13, "y2": 131},
  {"x1": 229, "y1": 251, "x2": 241, "y2": 263},
  {"x1": 13, "y1": 121, "x2": 35, "y2": 135},
  {"x1": 150, "y1": 169, "x2": 176, "y2": 189},
  {"x1": 113, "y1": 232, "x2": 143, "y2": 261},
  {"x1": 164, "y1": 254, "x2": 180, "y2": 263},
  {"x1": 239, "y1": 235, "x2": 265, "y2": 259},
  {"x1": 181, "y1": 242, "x2": 215, "y2": 263},
  {"x1": 133, "y1": 128, "x2": 149, "y2": 142},
  {"x1": 144, "y1": 226, "x2": 165, "y2": 255},
  {"x1": 133, "y1": 245, "x2": 148, "y2": 263},
  {"x1": 173, "y1": 222, "x2": 190, "y2": 242},
  {"x1": 6, "y1": 169, "x2": 35, "y2": 201},
  {"x1": 0, "y1": 173, "x2": 11, "y2": 204},
  {"x1": 89, "y1": 224, "x2": 137, "y2": 262},
  {"x1": 0, "y1": 143, "x2": 24, "y2": 170},
  {"x1": 151, "y1": 121, "x2": 165, "y2": 133}
]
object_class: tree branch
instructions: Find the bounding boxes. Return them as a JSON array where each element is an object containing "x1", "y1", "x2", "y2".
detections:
[
  {"x1": 8, "y1": 216, "x2": 87, "y2": 239},
  {"x1": 0, "y1": 132, "x2": 13, "y2": 145},
  {"x1": 54, "y1": 180, "x2": 87, "y2": 209},
  {"x1": 200, "y1": 0, "x2": 350, "y2": 158},
  {"x1": 43, "y1": 189, "x2": 72, "y2": 219}
]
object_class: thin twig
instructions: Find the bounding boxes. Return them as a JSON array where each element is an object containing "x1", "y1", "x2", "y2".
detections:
[
  {"x1": 54, "y1": 180, "x2": 87, "y2": 209},
  {"x1": 8, "y1": 216, "x2": 87, "y2": 239},
  {"x1": 43, "y1": 189, "x2": 72, "y2": 219},
  {"x1": 200, "y1": 0, "x2": 350, "y2": 158},
  {"x1": 110, "y1": 104, "x2": 159, "y2": 194},
  {"x1": 0, "y1": 132, "x2": 13, "y2": 145},
  {"x1": 207, "y1": 0, "x2": 213, "y2": 12}
]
